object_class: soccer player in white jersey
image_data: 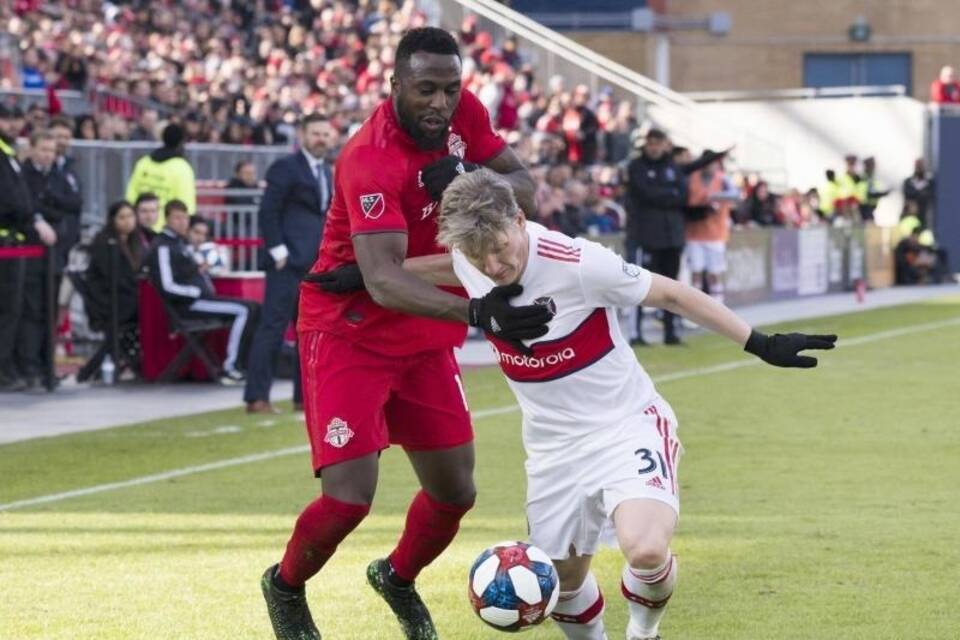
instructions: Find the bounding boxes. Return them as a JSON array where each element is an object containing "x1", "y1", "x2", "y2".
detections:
[
  {"x1": 313, "y1": 168, "x2": 836, "y2": 640},
  {"x1": 438, "y1": 169, "x2": 835, "y2": 640}
]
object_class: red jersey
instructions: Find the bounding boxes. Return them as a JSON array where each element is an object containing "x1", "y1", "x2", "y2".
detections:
[{"x1": 299, "y1": 89, "x2": 507, "y2": 356}]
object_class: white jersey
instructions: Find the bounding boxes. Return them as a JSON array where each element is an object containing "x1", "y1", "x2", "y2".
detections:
[{"x1": 452, "y1": 221, "x2": 657, "y2": 460}]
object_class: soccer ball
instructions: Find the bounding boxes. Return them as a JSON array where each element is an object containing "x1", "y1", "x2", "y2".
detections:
[
  {"x1": 468, "y1": 541, "x2": 560, "y2": 632},
  {"x1": 195, "y1": 242, "x2": 229, "y2": 274}
]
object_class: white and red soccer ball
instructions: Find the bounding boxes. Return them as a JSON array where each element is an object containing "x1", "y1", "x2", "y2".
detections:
[{"x1": 468, "y1": 541, "x2": 560, "y2": 632}]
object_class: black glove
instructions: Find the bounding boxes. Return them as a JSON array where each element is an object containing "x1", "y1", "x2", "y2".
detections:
[
  {"x1": 469, "y1": 283, "x2": 553, "y2": 349},
  {"x1": 421, "y1": 155, "x2": 479, "y2": 201},
  {"x1": 744, "y1": 330, "x2": 837, "y2": 368},
  {"x1": 303, "y1": 264, "x2": 365, "y2": 293}
]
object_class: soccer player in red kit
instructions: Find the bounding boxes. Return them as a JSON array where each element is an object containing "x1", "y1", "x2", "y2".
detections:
[{"x1": 260, "y1": 27, "x2": 552, "y2": 640}]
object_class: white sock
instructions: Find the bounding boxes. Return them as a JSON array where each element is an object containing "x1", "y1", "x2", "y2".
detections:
[
  {"x1": 621, "y1": 552, "x2": 677, "y2": 639},
  {"x1": 550, "y1": 572, "x2": 607, "y2": 640}
]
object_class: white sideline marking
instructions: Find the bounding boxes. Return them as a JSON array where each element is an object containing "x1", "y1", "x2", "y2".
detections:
[{"x1": 2, "y1": 316, "x2": 957, "y2": 513}]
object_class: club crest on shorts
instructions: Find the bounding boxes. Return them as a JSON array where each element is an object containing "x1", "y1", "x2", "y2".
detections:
[
  {"x1": 359, "y1": 193, "x2": 385, "y2": 219},
  {"x1": 447, "y1": 132, "x2": 467, "y2": 158},
  {"x1": 324, "y1": 417, "x2": 354, "y2": 448}
]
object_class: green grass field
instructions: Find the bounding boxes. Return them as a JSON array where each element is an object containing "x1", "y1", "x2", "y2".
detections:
[{"x1": 2, "y1": 297, "x2": 959, "y2": 639}]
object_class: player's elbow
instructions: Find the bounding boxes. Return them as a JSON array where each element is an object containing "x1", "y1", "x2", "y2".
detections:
[{"x1": 364, "y1": 268, "x2": 397, "y2": 307}]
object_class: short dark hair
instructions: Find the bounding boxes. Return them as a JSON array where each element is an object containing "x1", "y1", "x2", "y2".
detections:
[
  {"x1": 134, "y1": 192, "x2": 159, "y2": 208},
  {"x1": 233, "y1": 159, "x2": 253, "y2": 173},
  {"x1": 49, "y1": 115, "x2": 73, "y2": 132},
  {"x1": 162, "y1": 123, "x2": 186, "y2": 149},
  {"x1": 646, "y1": 128, "x2": 667, "y2": 141},
  {"x1": 299, "y1": 113, "x2": 327, "y2": 128},
  {"x1": 189, "y1": 215, "x2": 210, "y2": 229},
  {"x1": 165, "y1": 199, "x2": 189, "y2": 216},
  {"x1": 396, "y1": 27, "x2": 460, "y2": 73}
]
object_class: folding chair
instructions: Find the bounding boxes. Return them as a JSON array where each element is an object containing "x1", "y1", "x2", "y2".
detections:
[{"x1": 156, "y1": 294, "x2": 232, "y2": 383}]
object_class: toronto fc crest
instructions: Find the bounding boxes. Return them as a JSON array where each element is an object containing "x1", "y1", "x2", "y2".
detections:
[{"x1": 324, "y1": 417, "x2": 354, "y2": 448}]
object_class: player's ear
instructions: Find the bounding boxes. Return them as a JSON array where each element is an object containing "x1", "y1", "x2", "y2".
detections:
[{"x1": 515, "y1": 210, "x2": 526, "y2": 226}]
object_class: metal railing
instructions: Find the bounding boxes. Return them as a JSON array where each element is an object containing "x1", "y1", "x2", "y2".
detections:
[
  {"x1": 0, "y1": 88, "x2": 91, "y2": 116},
  {"x1": 196, "y1": 187, "x2": 264, "y2": 272},
  {"x1": 427, "y1": 0, "x2": 786, "y2": 176},
  {"x1": 70, "y1": 141, "x2": 290, "y2": 227},
  {"x1": 685, "y1": 85, "x2": 909, "y2": 103}
]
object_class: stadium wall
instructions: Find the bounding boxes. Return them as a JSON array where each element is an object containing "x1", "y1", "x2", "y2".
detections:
[{"x1": 568, "y1": 0, "x2": 960, "y2": 99}]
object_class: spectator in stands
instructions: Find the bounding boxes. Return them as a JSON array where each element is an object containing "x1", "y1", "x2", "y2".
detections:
[
  {"x1": 0, "y1": 103, "x2": 36, "y2": 392},
  {"x1": 685, "y1": 149, "x2": 739, "y2": 304},
  {"x1": 48, "y1": 115, "x2": 82, "y2": 270},
  {"x1": 624, "y1": 128, "x2": 687, "y2": 345},
  {"x1": 19, "y1": 48, "x2": 46, "y2": 89},
  {"x1": 903, "y1": 158, "x2": 935, "y2": 226},
  {"x1": 86, "y1": 200, "x2": 142, "y2": 343},
  {"x1": 817, "y1": 169, "x2": 841, "y2": 221},
  {"x1": 858, "y1": 157, "x2": 889, "y2": 222},
  {"x1": 133, "y1": 193, "x2": 160, "y2": 247},
  {"x1": 602, "y1": 100, "x2": 638, "y2": 164},
  {"x1": 838, "y1": 154, "x2": 862, "y2": 212},
  {"x1": 547, "y1": 179, "x2": 588, "y2": 237},
  {"x1": 895, "y1": 227, "x2": 942, "y2": 285},
  {"x1": 144, "y1": 200, "x2": 258, "y2": 384},
  {"x1": 129, "y1": 109, "x2": 160, "y2": 142},
  {"x1": 745, "y1": 180, "x2": 780, "y2": 226},
  {"x1": 10, "y1": 107, "x2": 26, "y2": 139},
  {"x1": 565, "y1": 84, "x2": 599, "y2": 165},
  {"x1": 74, "y1": 115, "x2": 98, "y2": 141},
  {"x1": 125, "y1": 123, "x2": 197, "y2": 231},
  {"x1": 225, "y1": 160, "x2": 261, "y2": 208},
  {"x1": 244, "y1": 113, "x2": 336, "y2": 415},
  {"x1": 18, "y1": 129, "x2": 79, "y2": 389},
  {"x1": 930, "y1": 65, "x2": 960, "y2": 103}
]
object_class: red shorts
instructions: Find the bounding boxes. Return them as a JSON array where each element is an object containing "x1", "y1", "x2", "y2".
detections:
[{"x1": 299, "y1": 331, "x2": 474, "y2": 474}]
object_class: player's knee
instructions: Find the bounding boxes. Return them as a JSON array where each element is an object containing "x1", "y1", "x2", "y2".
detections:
[
  {"x1": 429, "y1": 481, "x2": 476, "y2": 508},
  {"x1": 622, "y1": 535, "x2": 670, "y2": 570},
  {"x1": 554, "y1": 561, "x2": 590, "y2": 592}
]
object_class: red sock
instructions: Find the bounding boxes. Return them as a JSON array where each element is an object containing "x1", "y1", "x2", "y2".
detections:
[
  {"x1": 388, "y1": 490, "x2": 474, "y2": 582},
  {"x1": 279, "y1": 494, "x2": 370, "y2": 588}
]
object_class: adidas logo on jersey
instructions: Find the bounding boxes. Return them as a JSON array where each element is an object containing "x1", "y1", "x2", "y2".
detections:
[
  {"x1": 492, "y1": 346, "x2": 576, "y2": 369},
  {"x1": 645, "y1": 476, "x2": 665, "y2": 490}
]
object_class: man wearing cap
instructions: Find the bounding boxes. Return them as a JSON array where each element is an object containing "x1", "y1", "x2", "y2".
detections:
[
  {"x1": 0, "y1": 104, "x2": 38, "y2": 391},
  {"x1": 125, "y1": 123, "x2": 197, "y2": 230}
]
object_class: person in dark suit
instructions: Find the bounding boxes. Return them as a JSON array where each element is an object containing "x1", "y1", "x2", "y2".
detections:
[
  {"x1": 244, "y1": 113, "x2": 338, "y2": 413},
  {"x1": 624, "y1": 128, "x2": 688, "y2": 346}
]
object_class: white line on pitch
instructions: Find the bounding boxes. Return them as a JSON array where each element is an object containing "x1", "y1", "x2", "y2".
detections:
[{"x1": 2, "y1": 315, "x2": 957, "y2": 512}]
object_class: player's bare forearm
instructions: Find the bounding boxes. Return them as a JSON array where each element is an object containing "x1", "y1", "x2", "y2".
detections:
[
  {"x1": 484, "y1": 147, "x2": 537, "y2": 217},
  {"x1": 354, "y1": 232, "x2": 469, "y2": 322},
  {"x1": 643, "y1": 274, "x2": 752, "y2": 346},
  {"x1": 402, "y1": 254, "x2": 462, "y2": 287}
]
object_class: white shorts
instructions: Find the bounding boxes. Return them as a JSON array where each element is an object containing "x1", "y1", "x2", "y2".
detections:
[
  {"x1": 525, "y1": 396, "x2": 682, "y2": 560},
  {"x1": 686, "y1": 240, "x2": 727, "y2": 274}
]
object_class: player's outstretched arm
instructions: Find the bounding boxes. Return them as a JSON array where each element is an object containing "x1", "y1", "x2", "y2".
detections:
[{"x1": 642, "y1": 274, "x2": 837, "y2": 368}]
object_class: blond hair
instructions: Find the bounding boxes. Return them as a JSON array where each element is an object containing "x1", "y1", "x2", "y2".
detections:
[{"x1": 437, "y1": 168, "x2": 519, "y2": 258}]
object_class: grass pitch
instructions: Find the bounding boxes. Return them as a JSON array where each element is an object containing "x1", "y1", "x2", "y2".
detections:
[{"x1": 1, "y1": 297, "x2": 959, "y2": 639}]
